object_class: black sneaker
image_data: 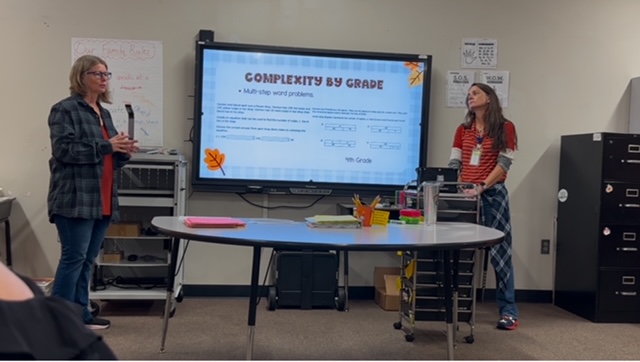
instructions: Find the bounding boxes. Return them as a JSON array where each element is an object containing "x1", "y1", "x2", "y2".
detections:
[{"x1": 85, "y1": 317, "x2": 111, "y2": 330}]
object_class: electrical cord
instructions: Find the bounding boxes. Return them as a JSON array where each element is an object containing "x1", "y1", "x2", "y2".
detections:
[
  {"x1": 92, "y1": 277, "x2": 166, "y2": 290},
  {"x1": 236, "y1": 193, "x2": 326, "y2": 210},
  {"x1": 112, "y1": 277, "x2": 167, "y2": 290},
  {"x1": 184, "y1": 125, "x2": 194, "y2": 144},
  {"x1": 174, "y1": 239, "x2": 191, "y2": 277}
]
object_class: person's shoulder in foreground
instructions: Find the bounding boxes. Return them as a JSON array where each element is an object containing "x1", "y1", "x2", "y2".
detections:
[{"x1": 0, "y1": 262, "x2": 117, "y2": 359}]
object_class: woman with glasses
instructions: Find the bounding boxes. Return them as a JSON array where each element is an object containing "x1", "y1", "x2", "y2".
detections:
[{"x1": 47, "y1": 54, "x2": 139, "y2": 330}]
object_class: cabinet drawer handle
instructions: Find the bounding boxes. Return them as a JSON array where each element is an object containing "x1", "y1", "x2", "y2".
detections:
[
  {"x1": 620, "y1": 204, "x2": 640, "y2": 208},
  {"x1": 619, "y1": 291, "x2": 637, "y2": 296},
  {"x1": 622, "y1": 276, "x2": 636, "y2": 285},
  {"x1": 627, "y1": 159, "x2": 640, "y2": 164},
  {"x1": 617, "y1": 247, "x2": 638, "y2": 252},
  {"x1": 626, "y1": 189, "x2": 639, "y2": 197},
  {"x1": 623, "y1": 232, "x2": 637, "y2": 241},
  {"x1": 629, "y1": 144, "x2": 640, "y2": 153}
]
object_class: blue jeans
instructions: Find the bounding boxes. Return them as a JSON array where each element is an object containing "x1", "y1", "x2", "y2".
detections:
[
  {"x1": 496, "y1": 260, "x2": 518, "y2": 319},
  {"x1": 52, "y1": 215, "x2": 111, "y2": 323}
]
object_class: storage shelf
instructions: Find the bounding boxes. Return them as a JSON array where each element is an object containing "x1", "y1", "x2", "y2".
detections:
[
  {"x1": 97, "y1": 259, "x2": 169, "y2": 267},
  {"x1": 98, "y1": 249, "x2": 169, "y2": 268},
  {"x1": 437, "y1": 210, "x2": 477, "y2": 214},
  {"x1": 90, "y1": 285, "x2": 168, "y2": 300},
  {"x1": 119, "y1": 196, "x2": 174, "y2": 207},
  {"x1": 119, "y1": 190, "x2": 174, "y2": 196}
]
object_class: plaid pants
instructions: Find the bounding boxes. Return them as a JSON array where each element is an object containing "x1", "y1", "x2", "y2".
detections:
[{"x1": 480, "y1": 183, "x2": 513, "y2": 293}]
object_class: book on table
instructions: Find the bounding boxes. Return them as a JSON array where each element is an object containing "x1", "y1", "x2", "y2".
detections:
[
  {"x1": 183, "y1": 216, "x2": 246, "y2": 228},
  {"x1": 305, "y1": 215, "x2": 362, "y2": 228}
]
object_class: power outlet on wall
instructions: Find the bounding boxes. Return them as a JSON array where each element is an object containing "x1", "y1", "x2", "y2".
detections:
[{"x1": 541, "y1": 239, "x2": 550, "y2": 254}]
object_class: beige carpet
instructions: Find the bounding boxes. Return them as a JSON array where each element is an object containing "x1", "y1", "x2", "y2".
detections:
[{"x1": 96, "y1": 298, "x2": 640, "y2": 360}]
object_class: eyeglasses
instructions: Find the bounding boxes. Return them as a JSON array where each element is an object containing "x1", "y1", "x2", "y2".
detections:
[{"x1": 85, "y1": 71, "x2": 112, "y2": 79}]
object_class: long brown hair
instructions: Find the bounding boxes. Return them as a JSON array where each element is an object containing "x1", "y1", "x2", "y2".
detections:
[
  {"x1": 68, "y1": 55, "x2": 112, "y2": 104},
  {"x1": 463, "y1": 83, "x2": 515, "y2": 152}
]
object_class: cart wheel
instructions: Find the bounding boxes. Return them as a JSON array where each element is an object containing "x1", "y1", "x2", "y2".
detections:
[
  {"x1": 267, "y1": 286, "x2": 277, "y2": 311},
  {"x1": 404, "y1": 334, "x2": 415, "y2": 342},
  {"x1": 393, "y1": 322, "x2": 402, "y2": 330},
  {"x1": 162, "y1": 300, "x2": 176, "y2": 318},
  {"x1": 335, "y1": 287, "x2": 346, "y2": 311},
  {"x1": 90, "y1": 300, "x2": 100, "y2": 317},
  {"x1": 464, "y1": 335, "x2": 475, "y2": 344},
  {"x1": 176, "y1": 288, "x2": 184, "y2": 303},
  {"x1": 162, "y1": 306, "x2": 176, "y2": 318}
]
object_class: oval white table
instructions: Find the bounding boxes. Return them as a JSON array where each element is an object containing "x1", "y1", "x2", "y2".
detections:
[{"x1": 151, "y1": 216, "x2": 505, "y2": 360}]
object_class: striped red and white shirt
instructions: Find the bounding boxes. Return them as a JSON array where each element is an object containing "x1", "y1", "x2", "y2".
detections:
[{"x1": 450, "y1": 120, "x2": 517, "y2": 184}]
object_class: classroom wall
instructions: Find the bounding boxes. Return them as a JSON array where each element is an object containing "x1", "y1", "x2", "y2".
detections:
[{"x1": 1, "y1": 0, "x2": 638, "y2": 291}]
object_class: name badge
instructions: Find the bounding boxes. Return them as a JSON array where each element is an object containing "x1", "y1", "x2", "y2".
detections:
[
  {"x1": 470, "y1": 136, "x2": 484, "y2": 166},
  {"x1": 470, "y1": 145, "x2": 482, "y2": 166}
]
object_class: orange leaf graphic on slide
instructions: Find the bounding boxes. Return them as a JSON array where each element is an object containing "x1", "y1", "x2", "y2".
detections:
[
  {"x1": 404, "y1": 62, "x2": 421, "y2": 71},
  {"x1": 408, "y1": 69, "x2": 423, "y2": 87},
  {"x1": 204, "y1": 148, "x2": 226, "y2": 176},
  {"x1": 404, "y1": 62, "x2": 424, "y2": 87}
]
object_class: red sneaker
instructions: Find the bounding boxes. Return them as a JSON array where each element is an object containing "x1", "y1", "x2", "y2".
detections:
[{"x1": 497, "y1": 315, "x2": 518, "y2": 330}]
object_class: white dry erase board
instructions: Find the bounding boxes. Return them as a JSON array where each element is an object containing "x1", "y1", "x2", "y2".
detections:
[{"x1": 72, "y1": 37, "x2": 163, "y2": 147}]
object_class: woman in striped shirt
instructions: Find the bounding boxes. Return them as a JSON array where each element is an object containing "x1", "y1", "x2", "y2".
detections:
[{"x1": 448, "y1": 83, "x2": 519, "y2": 330}]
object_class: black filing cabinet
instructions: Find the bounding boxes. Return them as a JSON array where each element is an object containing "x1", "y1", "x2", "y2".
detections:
[{"x1": 555, "y1": 132, "x2": 640, "y2": 322}]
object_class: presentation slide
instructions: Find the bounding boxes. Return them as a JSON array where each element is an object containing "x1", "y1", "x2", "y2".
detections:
[{"x1": 198, "y1": 48, "x2": 425, "y2": 186}]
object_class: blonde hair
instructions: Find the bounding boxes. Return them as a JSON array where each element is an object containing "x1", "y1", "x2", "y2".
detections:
[{"x1": 69, "y1": 55, "x2": 112, "y2": 104}]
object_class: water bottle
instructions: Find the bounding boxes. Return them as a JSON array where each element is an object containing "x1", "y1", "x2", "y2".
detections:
[{"x1": 420, "y1": 181, "x2": 440, "y2": 226}]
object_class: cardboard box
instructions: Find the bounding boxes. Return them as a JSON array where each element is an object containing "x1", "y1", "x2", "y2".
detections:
[
  {"x1": 374, "y1": 267, "x2": 401, "y2": 311},
  {"x1": 102, "y1": 250, "x2": 124, "y2": 263},
  {"x1": 106, "y1": 222, "x2": 141, "y2": 237}
]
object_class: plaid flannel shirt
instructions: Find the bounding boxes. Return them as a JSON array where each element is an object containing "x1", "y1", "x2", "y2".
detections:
[{"x1": 47, "y1": 94, "x2": 130, "y2": 223}]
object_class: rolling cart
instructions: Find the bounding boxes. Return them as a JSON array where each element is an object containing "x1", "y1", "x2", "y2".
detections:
[
  {"x1": 89, "y1": 153, "x2": 188, "y2": 318},
  {"x1": 393, "y1": 182, "x2": 484, "y2": 344}
]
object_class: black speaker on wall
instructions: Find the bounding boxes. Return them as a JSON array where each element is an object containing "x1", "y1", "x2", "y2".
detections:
[{"x1": 198, "y1": 29, "x2": 214, "y2": 43}]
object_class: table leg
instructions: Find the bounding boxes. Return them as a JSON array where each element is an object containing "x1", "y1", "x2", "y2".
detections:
[
  {"x1": 246, "y1": 246, "x2": 262, "y2": 360},
  {"x1": 160, "y1": 237, "x2": 181, "y2": 353},
  {"x1": 443, "y1": 250, "x2": 454, "y2": 360},
  {"x1": 343, "y1": 250, "x2": 349, "y2": 311},
  {"x1": 4, "y1": 220, "x2": 12, "y2": 268},
  {"x1": 452, "y1": 249, "x2": 460, "y2": 344}
]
